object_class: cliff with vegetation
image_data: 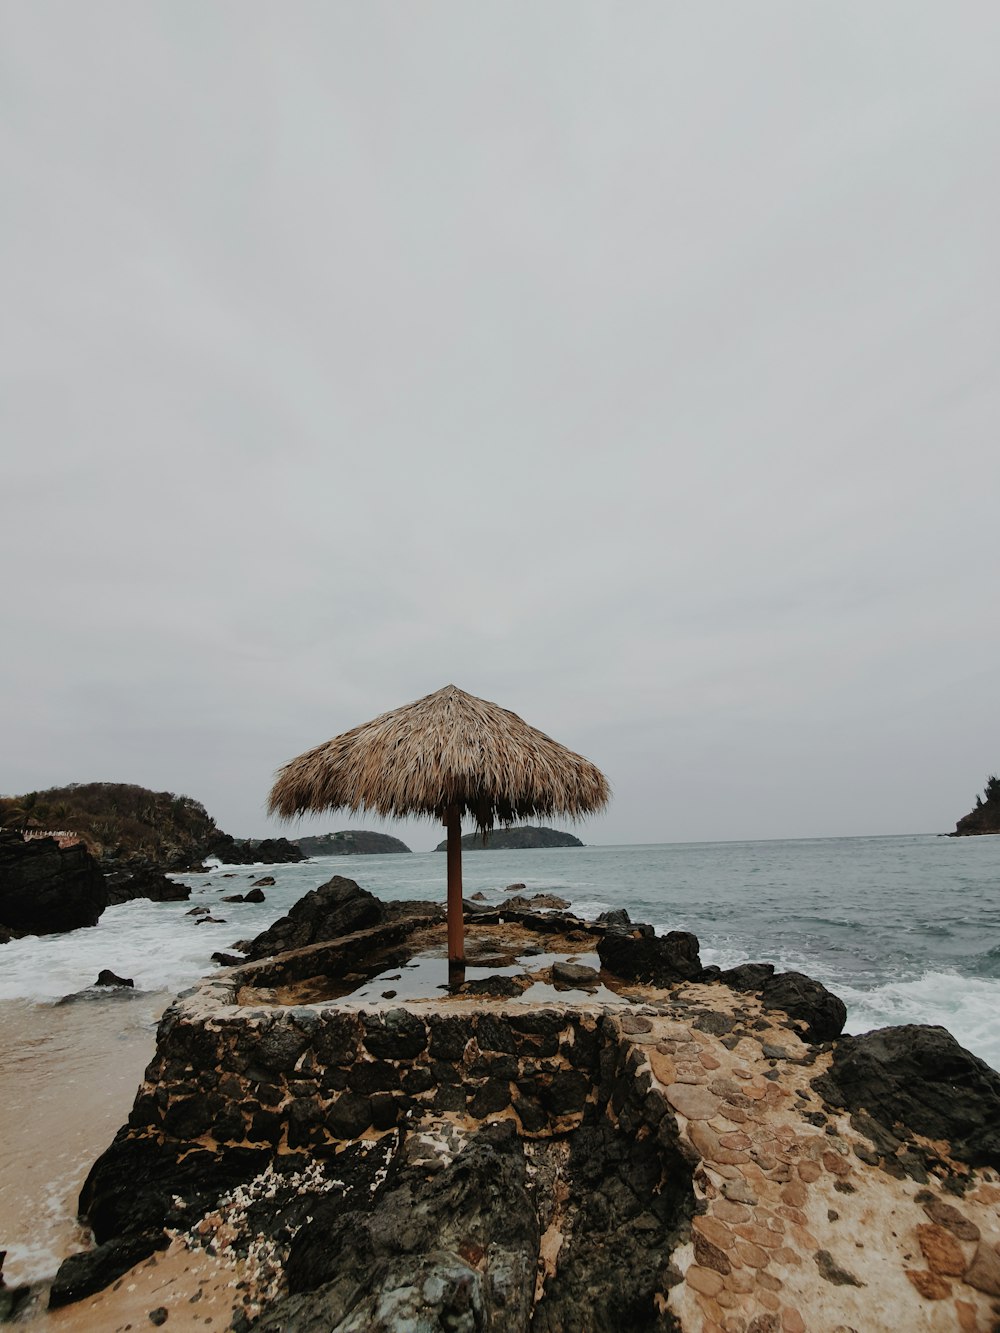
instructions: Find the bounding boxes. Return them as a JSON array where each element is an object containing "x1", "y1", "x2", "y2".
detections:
[
  {"x1": 296, "y1": 830, "x2": 411, "y2": 856},
  {"x1": 951, "y1": 774, "x2": 1000, "y2": 836},
  {"x1": 0, "y1": 783, "x2": 220, "y2": 869},
  {"x1": 434, "y1": 824, "x2": 584, "y2": 851}
]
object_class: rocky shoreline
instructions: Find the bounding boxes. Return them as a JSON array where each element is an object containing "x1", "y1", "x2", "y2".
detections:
[{"x1": 4, "y1": 878, "x2": 995, "y2": 1331}]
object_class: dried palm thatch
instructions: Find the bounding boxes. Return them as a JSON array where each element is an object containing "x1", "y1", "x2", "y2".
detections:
[
  {"x1": 267, "y1": 684, "x2": 610, "y2": 832},
  {"x1": 268, "y1": 685, "x2": 609, "y2": 967}
]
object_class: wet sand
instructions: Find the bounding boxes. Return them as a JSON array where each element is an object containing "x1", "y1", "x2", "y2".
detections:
[{"x1": 0, "y1": 993, "x2": 166, "y2": 1297}]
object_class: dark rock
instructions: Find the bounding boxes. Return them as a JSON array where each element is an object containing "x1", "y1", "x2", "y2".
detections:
[
  {"x1": 597, "y1": 929, "x2": 703, "y2": 983},
  {"x1": 221, "y1": 893, "x2": 245, "y2": 902},
  {"x1": 49, "y1": 1231, "x2": 169, "y2": 1308},
  {"x1": 95, "y1": 969, "x2": 134, "y2": 988},
  {"x1": 244, "y1": 887, "x2": 266, "y2": 902},
  {"x1": 252, "y1": 876, "x2": 275, "y2": 886},
  {"x1": 207, "y1": 835, "x2": 305, "y2": 865},
  {"x1": 596, "y1": 908, "x2": 631, "y2": 931},
  {"x1": 326, "y1": 1092, "x2": 373, "y2": 1139},
  {"x1": 107, "y1": 870, "x2": 190, "y2": 906},
  {"x1": 149, "y1": 1306, "x2": 168, "y2": 1325},
  {"x1": 259, "y1": 1124, "x2": 536, "y2": 1332},
  {"x1": 0, "y1": 834, "x2": 108, "y2": 938},
  {"x1": 813, "y1": 1248, "x2": 865, "y2": 1287},
  {"x1": 362, "y1": 1009, "x2": 427, "y2": 1060},
  {"x1": 505, "y1": 882, "x2": 526, "y2": 891},
  {"x1": 813, "y1": 1025, "x2": 1000, "y2": 1170},
  {"x1": 692, "y1": 1011, "x2": 736, "y2": 1037},
  {"x1": 244, "y1": 876, "x2": 382, "y2": 959},
  {"x1": 460, "y1": 976, "x2": 528, "y2": 999},
  {"x1": 761, "y1": 970, "x2": 847, "y2": 1041},
  {"x1": 720, "y1": 962, "x2": 776, "y2": 992},
  {"x1": 211, "y1": 952, "x2": 245, "y2": 967}
]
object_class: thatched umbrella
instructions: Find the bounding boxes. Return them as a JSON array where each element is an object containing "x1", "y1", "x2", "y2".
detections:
[{"x1": 267, "y1": 684, "x2": 610, "y2": 968}]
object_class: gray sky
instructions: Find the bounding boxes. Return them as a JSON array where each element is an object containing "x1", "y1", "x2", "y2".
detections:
[{"x1": 3, "y1": 4, "x2": 998, "y2": 851}]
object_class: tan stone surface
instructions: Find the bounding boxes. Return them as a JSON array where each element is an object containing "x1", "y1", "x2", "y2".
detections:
[
  {"x1": 665, "y1": 1082, "x2": 723, "y2": 1120},
  {"x1": 905, "y1": 1268, "x2": 953, "y2": 1299},
  {"x1": 916, "y1": 1221, "x2": 968, "y2": 1277}
]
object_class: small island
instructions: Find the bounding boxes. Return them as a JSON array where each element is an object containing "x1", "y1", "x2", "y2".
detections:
[
  {"x1": 434, "y1": 824, "x2": 584, "y2": 851},
  {"x1": 950, "y1": 774, "x2": 1000, "y2": 836},
  {"x1": 296, "y1": 830, "x2": 412, "y2": 856}
]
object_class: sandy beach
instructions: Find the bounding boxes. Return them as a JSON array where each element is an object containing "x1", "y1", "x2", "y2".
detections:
[{"x1": 0, "y1": 994, "x2": 166, "y2": 1313}]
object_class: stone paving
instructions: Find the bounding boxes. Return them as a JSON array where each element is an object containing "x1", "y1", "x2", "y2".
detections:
[{"x1": 608, "y1": 982, "x2": 1000, "y2": 1332}]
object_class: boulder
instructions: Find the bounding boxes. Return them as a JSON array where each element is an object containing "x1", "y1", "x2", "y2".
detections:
[
  {"x1": 244, "y1": 887, "x2": 266, "y2": 903},
  {"x1": 813, "y1": 1025, "x2": 1000, "y2": 1169},
  {"x1": 719, "y1": 962, "x2": 776, "y2": 992},
  {"x1": 251, "y1": 876, "x2": 275, "y2": 887},
  {"x1": 243, "y1": 876, "x2": 382, "y2": 959},
  {"x1": 208, "y1": 835, "x2": 305, "y2": 865},
  {"x1": 106, "y1": 869, "x2": 190, "y2": 906},
  {"x1": 95, "y1": 969, "x2": 134, "y2": 988},
  {"x1": 551, "y1": 961, "x2": 600, "y2": 989},
  {"x1": 49, "y1": 1232, "x2": 168, "y2": 1309},
  {"x1": 597, "y1": 929, "x2": 703, "y2": 983},
  {"x1": 0, "y1": 831, "x2": 107, "y2": 938},
  {"x1": 761, "y1": 971, "x2": 846, "y2": 1041}
]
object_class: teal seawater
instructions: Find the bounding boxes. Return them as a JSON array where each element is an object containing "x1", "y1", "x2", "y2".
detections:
[{"x1": 2, "y1": 833, "x2": 998, "y2": 1069}]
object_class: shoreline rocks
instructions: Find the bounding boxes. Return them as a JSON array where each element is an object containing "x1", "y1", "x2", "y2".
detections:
[
  {"x1": 44, "y1": 883, "x2": 1000, "y2": 1329},
  {"x1": 0, "y1": 829, "x2": 107, "y2": 941}
]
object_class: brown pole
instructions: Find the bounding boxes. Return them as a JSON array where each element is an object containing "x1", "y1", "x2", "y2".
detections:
[{"x1": 446, "y1": 803, "x2": 464, "y2": 969}]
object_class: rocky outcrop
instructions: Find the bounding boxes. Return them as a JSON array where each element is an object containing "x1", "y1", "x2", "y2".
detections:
[
  {"x1": 812, "y1": 1024, "x2": 1000, "y2": 1170},
  {"x1": 47, "y1": 891, "x2": 1000, "y2": 1329},
  {"x1": 951, "y1": 774, "x2": 1000, "y2": 836},
  {"x1": 434, "y1": 825, "x2": 584, "y2": 851},
  {"x1": 295, "y1": 831, "x2": 412, "y2": 856},
  {"x1": 598, "y1": 928, "x2": 705, "y2": 984},
  {"x1": 0, "y1": 830, "x2": 107, "y2": 940},
  {"x1": 208, "y1": 835, "x2": 305, "y2": 865},
  {"x1": 760, "y1": 970, "x2": 847, "y2": 1043},
  {"x1": 105, "y1": 868, "x2": 191, "y2": 906}
]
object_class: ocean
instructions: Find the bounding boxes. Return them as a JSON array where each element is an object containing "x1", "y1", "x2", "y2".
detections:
[{"x1": 2, "y1": 833, "x2": 999, "y2": 1290}]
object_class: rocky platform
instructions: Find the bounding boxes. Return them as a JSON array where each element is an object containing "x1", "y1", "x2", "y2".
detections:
[{"x1": 44, "y1": 886, "x2": 1000, "y2": 1332}]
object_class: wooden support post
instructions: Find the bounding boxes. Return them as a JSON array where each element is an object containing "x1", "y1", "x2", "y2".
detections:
[{"x1": 445, "y1": 804, "x2": 464, "y2": 970}]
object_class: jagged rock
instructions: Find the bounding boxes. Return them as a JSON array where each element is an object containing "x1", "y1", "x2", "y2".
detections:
[
  {"x1": 597, "y1": 928, "x2": 703, "y2": 983},
  {"x1": 260, "y1": 1124, "x2": 537, "y2": 1332},
  {"x1": 49, "y1": 1232, "x2": 168, "y2": 1308},
  {"x1": 95, "y1": 969, "x2": 134, "y2": 988},
  {"x1": 719, "y1": 962, "x2": 776, "y2": 992},
  {"x1": 0, "y1": 832, "x2": 108, "y2": 938},
  {"x1": 813, "y1": 1025, "x2": 1000, "y2": 1169},
  {"x1": 761, "y1": 970, "x2": 846, "y2": 1041},
  {"x1": 596, "y1": 907, "x2": 632, "y2": 931},
  {"x1": 106, "y1": 870, "x2": 190, "y2": 906},
  {"x1": 244, "y1": 877, "x2": 383, "y2": 959},
  {"x1": 208, "y1": 835, "x2": 305, "y2": 865}
]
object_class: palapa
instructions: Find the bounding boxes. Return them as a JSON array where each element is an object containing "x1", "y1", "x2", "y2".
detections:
[{"x1": 268, "y1": 684, "x2": 610, "y2": 967}]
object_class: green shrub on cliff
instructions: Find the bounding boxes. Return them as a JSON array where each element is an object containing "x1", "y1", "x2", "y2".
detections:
[{"x1": 0, "y1": 782, "x2": 220, "y2": 867}]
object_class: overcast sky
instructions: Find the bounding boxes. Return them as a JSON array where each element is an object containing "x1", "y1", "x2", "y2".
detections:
[{"x1": 3, "y1": 4, "x2": 998, "y2": 851}]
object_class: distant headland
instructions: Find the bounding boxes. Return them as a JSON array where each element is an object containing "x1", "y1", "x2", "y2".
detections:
[
  {"x1": 434, "y1": 824, "x2": 584, "y2": 851},
  {"x1": 295, "y1": 830, "x2": 411, "y2": 856},
  {"x1": 950, "y1": 774, "x2": 1000, "y2": 836}
]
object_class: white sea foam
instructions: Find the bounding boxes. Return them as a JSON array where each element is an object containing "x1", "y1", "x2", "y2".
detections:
[{"x1": 839, "y1": 970, "x2": 1000, "y2": 1072}]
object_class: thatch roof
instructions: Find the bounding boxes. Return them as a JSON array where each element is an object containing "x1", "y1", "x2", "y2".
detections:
[{"x1": 268, "y1": 684, "x2": 610, "y2": 833}]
